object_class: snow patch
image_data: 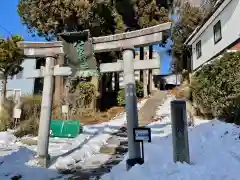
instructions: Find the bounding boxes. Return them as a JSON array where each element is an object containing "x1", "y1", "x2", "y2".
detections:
[
  {"x1": 50, "y1": 99, "x2": 148, "y2": 171},
  {"x1": 0, "y1": 147, "x2": 64, "y2": 180},
  {"x1": 101, "y1": 96, "x2": 240, "y2": 180}
]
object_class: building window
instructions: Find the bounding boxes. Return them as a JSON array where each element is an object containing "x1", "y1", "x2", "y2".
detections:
[
  {"x1": 34, "y1": 78, "x2": 44, "y2": 95},
  {"x1": 196, "y1": 40, "x2": 202, "y2": 59},
  {"x1": 213, "y1": 20, "x2": 222, "y2": 44},
  {"x1": 36, "y1": 57, "x2": 46, "y2": 69}
]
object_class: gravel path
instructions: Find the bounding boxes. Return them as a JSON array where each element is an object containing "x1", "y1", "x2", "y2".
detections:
[{"x1": 138, "y1": 91, "x2": 167, "y2": 126}]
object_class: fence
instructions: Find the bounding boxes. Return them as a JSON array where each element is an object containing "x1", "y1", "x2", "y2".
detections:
[{"x1": 0, "y1": 89, "x2": 21, "y2": 102}]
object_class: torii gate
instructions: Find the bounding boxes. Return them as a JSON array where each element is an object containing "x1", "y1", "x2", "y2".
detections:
[{"x1": 17, "y1": 22, "x2": 171, "y2": 168}]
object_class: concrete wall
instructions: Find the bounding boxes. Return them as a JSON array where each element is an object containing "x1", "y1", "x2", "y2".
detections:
[
  {"x1": 189, "y1": 0, "x2": 240, "y2": 70},
  {"x1": 0, "y1": 58, "x2": 36, "y2": 96}
]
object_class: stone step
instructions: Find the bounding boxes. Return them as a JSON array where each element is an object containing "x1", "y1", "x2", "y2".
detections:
[
  {"x1": 99, "y1": 146, "x2": 117, "y2": 155},
  {"x1": 105, "y1": 137, "x2": 121, "y2": 146},
  {"x1": 115, "y1": 146, "x2": 128, "y2": 154},
  {"x1": 114, "y1": 132, "x2": 127, "y2": 138},
  {"x1": 119, "y1": 141, "x2": 128, "y2": 146}
]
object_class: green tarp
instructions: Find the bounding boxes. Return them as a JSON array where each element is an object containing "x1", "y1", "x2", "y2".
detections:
[{"x1": 50, "y1": 120, "x2": 82, "y2": 138}]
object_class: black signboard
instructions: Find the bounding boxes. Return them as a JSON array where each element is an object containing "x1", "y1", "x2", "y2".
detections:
[{"x1": 133, "y1": 127, "x2": 151, "y2": 142}]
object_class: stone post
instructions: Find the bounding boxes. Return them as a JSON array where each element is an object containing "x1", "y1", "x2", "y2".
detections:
[{"x1": 171, "y1": 100, "x2": 190, "y2": 164}]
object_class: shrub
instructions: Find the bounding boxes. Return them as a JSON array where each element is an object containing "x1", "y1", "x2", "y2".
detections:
[
  {"x1": 191, "y1": 52, "x2": 240, "y2": 123},
  {"x1": 20, "y1": 94, "x2": 42, "y2": 120},
  {"x1": 178, "y1": 80, "x2": 192, "y2": 100},
  {"x1": 77, "y1": 81, "x2": 96, "y2": 107},
  {"x1": 117, "y1": 80, "x2": 144, "y2": 106},
  {"x1": 117, "y1": 89, "x2": 125, "y2": 106},
  {"x1": 0, "y1": 107, "x2": 12, "y2": 131},
  {"x1": 68, "y1": 81, "x2": 96, "y2": 109},
  {"x1": 0, "y1": 99, "x2": 15, "y2": 131},
  {"x1": 136, "y1": 80, "x2": 143, "y2": 97},
  {"x1": 14, "y1": 117, "x2": 39, "y2": 137},
  {"x1": 14, "y1": 95, "x2": 42, "y2": 137}
]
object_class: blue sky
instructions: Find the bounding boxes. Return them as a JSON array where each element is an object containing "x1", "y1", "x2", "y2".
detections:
[
  {"x1": 153, "y1": 40, "x2": 173, "y2": 75},
  {"x1": 0, "y1": 0, "x2": 44, "y2": 41},
  {"x1": 0, "y1": 1, "x2": 173, "y2": 75}
]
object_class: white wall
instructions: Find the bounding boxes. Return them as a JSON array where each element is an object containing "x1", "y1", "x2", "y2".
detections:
[
  {"x1": 190, "y1": 0, "x2": 240, "y2": 70},
  {"x1": 164, "y1": 74, "x2": 181, "y2": 85},
  {"x1": 0, "y1": 58, "x2": 36, "y2": 95}
]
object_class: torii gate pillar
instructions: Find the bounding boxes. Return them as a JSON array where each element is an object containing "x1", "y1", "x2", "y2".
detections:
[{"x1": 122, "y1": 47, "x2": 142, "y2": 167}]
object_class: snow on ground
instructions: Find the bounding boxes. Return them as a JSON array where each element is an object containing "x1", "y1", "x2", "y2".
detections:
[
  {"x1": 0, "y1": 148, "x2": 64, "y2": 180},
  {"x1": 3, "y1": 95, "x2": 240, "y2": 180},
  {"x1": 101, "y1": 96, "x2": 240, "y2": 180},
  {"x1": 50, "y1": 98, "x2": 147, "y2": 170},
  {"x1": 0, "y1": 132, "x2": 64, "y2": 179},
  {"x1": 0, "y1": 99, "x2": 147, "y2": 179},
  {"x1": 0, "y1": 132, "x2": 19, "y2": 156}
]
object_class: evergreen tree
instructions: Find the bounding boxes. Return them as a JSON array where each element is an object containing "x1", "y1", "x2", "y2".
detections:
[
  {"x1": 114, "y1": 11, "x2": 125, "y2": 34},
  {"x1": 171, "y1": 2, "x2": 206, "y2": 72},
  {"x1": 0, "y1": 35, "x2": 24, "y2": 103},
  {"x1": 18, "y1": 0, "x2": 115, "y2": 40},
  {"x1": 135, "y1": 0, "x2": 170, "y2": 28},
  {"x1": 17, "y1": 0, "x2": 172, "y2": 107},
  {"x1": 18, "y1": 0, "x2": 171, "y2": 40}
]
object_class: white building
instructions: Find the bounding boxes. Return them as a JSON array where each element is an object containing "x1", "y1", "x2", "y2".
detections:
[
  {"x1": 0, "y1": 58, "x2": 36, "y2": 99},
  {"x1": 185, "y1": 0, "x2": 240, "y2": 71}
]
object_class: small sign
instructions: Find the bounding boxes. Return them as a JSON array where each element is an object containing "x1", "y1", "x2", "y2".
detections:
[
  {"x1": 61, "y1": 105, "x2": 69, "y2": 114},
  {"x1": 13, "y1": 108, "x2": 22, "y2": 119},
  {"x1": 133, "y1": 127, "x2": 151, "y2": 142}
]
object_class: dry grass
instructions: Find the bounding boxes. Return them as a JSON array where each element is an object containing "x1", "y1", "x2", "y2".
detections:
[
  {"x1": 80, "y1": 106, "x2": 125, "y2": 125},
  {"x1": 9, "y1": 95, "x2": 128, "y2": 137},
  {"x1": 0, "y1": 107, "x2": 12, "y2": 131},
  {"x1": 74, "y1": 97, "x2": 145, "y2": 125},
  {"x1": 168, "y1": 88, "x2": 185, "y2": 98},
  {"x1": 0, "y1": 94, "x2": 144, "y2": 137},
  {"x1": 14, "y1": 94, "x2": 42, "y2": 137},
  {"x1": 168, "y1": 86, "x2": 200, "y2": 122},
  {"x1": 0, "y1": 99, "x2": 15, "y2": 131}
]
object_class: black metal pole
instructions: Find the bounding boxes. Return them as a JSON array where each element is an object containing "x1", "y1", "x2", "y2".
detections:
[{"x1": 141, "y1": 141, "x2": 144, "y2": 164}]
